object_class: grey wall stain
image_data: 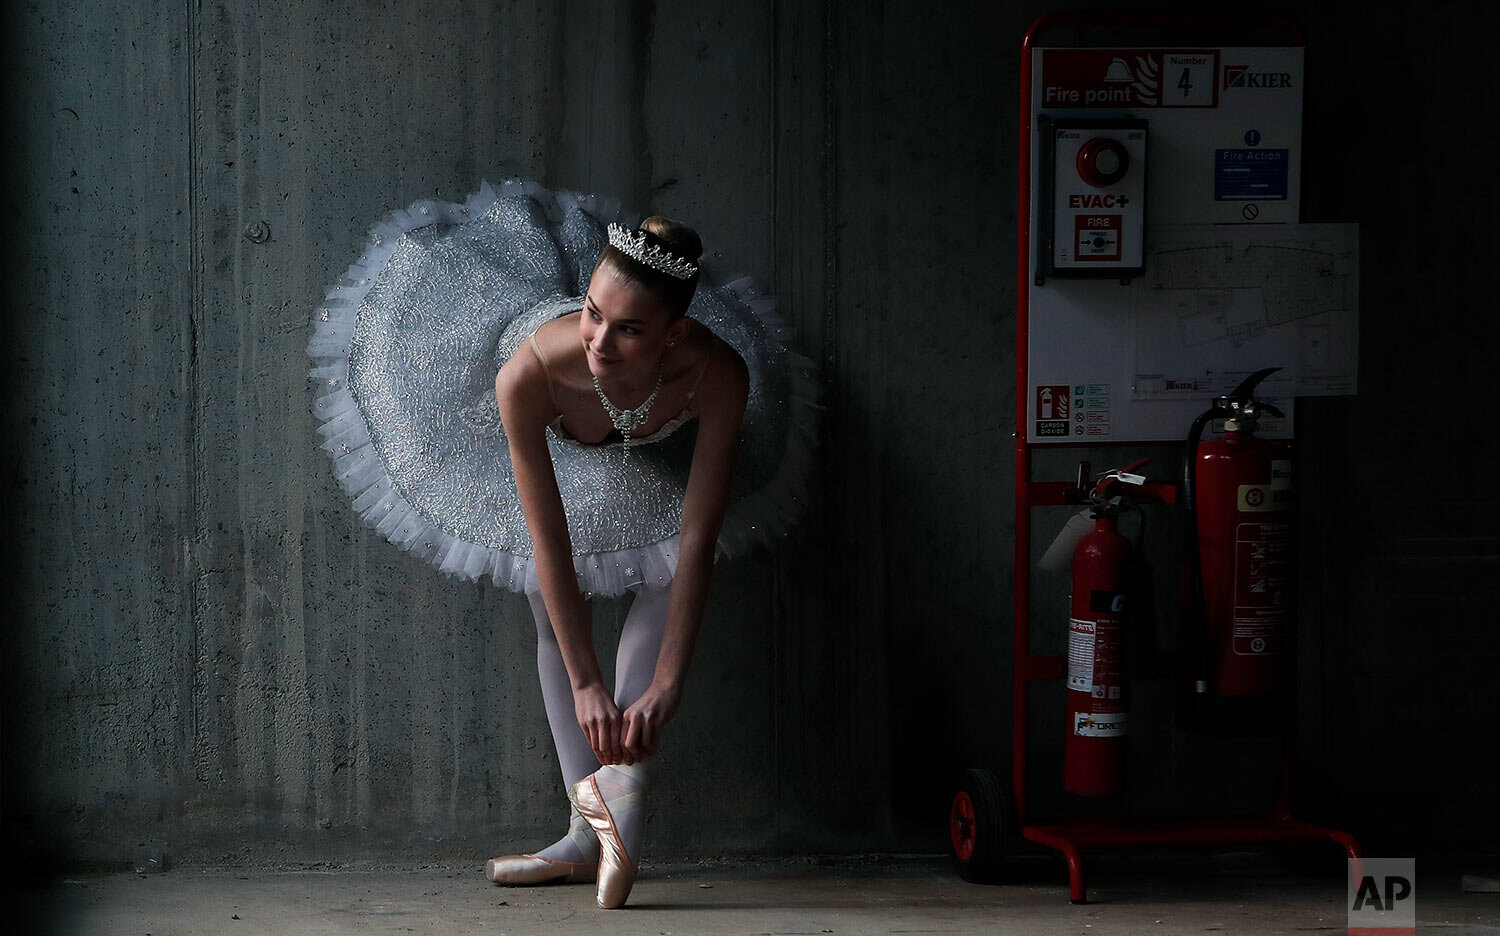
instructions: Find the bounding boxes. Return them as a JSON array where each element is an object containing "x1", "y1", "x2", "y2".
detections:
[{"x1": 627, "y1": 0, "x2": 656, "y2": 213}]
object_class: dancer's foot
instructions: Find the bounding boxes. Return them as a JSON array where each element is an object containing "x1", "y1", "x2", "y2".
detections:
[
  {"x1": 533, "y1": 811, "x2": 600, "y2": 864},
  {"x1": 567, "y1": 763, "x2": 646, "y2": 909},
  {"x1": 485, "y1": 814, "x2": 599, "y2": 886}
]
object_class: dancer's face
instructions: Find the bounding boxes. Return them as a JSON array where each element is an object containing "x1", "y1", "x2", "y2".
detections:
[{"x1": 579, "y1": 273, "x2": 687, "y2": 380}]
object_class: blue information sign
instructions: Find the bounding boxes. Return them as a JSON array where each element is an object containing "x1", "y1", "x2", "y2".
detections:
[{"x1": 1214, "y1": 148, "x2": 1289, "y2": 201}]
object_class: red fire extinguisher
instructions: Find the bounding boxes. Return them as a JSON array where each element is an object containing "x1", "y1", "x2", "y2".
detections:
[
  {"x1": 1063, "y1": 462, "x2": 1146, "y2": 798},
  {"x1": 1183, "y1": 368, "x2": 1294, "y2": 721}
]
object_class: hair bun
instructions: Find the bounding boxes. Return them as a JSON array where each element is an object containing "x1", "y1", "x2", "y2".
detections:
[{"x1": 639, "y1": 216, "x2": 703, "y2": 263}]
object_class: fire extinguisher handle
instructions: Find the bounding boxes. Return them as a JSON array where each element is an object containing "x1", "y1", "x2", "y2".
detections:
[{"x1": 1228, "y1": 366, "x2": 1281, "y2": 402}]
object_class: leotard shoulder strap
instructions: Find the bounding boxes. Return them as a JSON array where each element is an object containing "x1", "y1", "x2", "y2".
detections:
[{"x1": 527, "y1": 334, "x2": 562, "y2": 415}]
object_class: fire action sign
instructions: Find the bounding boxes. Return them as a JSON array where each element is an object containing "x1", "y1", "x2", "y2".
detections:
[{"x1": 1043, "y1": 49, "x2": 1220, "y2": 108}]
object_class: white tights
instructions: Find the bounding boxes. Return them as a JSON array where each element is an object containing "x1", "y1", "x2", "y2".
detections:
[{"x1": 526, "y1": 583, "x2": 670, "y2": 862}]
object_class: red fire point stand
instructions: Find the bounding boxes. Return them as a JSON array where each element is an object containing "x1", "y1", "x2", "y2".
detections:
[{"x1": 950, "y1": 13, "x2": 1363, "y2": 903}]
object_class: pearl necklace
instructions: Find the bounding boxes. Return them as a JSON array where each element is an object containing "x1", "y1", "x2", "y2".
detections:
[{"x1": 592, "y1": 366, "x2": 664, "y2": 446}]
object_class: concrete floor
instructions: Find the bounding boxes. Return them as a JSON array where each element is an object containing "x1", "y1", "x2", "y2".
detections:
[{"x1": 14, "y1": 854, "x2": 1499, "y2": 935}]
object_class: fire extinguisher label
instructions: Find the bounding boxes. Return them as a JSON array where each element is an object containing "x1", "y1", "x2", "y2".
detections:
[
  {"x1": 1271, "y1": 459, "x2": 1293, "y2": 491},
  {"x1": 1067, "y1": 618, "x2": 1096, "y2": 692},
  {"x1": 1073, "y1": 711, "x2": 1128, "y2": 737},
  {"x1": 1067, "y1": 614, "x2": 1125, "y2": 697},
  {"x1": 1236, "y1": 483, "x2": 1291, "y2": 512},
  {"x1": 1233, "y1": 521, "x2": 1292, "y2": 656}
]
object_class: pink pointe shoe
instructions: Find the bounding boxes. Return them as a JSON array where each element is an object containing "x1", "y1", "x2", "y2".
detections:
[
  {"x1": 485, "y1": 816, "x2": 598, "y2": 886},
  {"x1": 567, "y1": 766, "x2": 645, "y2": 909}
]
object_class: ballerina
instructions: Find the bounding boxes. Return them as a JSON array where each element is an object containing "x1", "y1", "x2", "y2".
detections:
[
  {"x1": 490, "y1": 215, "x2": 749, "y2": 908},
  {"x1": 307, "y1": 181, "x2": 817, "y2": 909}
]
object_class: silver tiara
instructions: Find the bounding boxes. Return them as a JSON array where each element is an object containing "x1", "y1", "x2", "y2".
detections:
[{"x1": 606, "y1": 222, "x2": 699, "y2": 281}]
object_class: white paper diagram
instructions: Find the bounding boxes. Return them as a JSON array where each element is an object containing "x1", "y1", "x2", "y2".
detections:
[{"x1": 1130, "y1": 224, "x2": 1358, "y2": 401}]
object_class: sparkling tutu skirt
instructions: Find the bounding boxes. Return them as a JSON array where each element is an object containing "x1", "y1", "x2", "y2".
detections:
[{"x1": 306, "y1": 180, "x2": 820, "y2": 596}]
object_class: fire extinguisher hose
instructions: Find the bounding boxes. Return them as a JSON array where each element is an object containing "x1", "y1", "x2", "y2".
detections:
[{"x1": 1182, "y1": 408, "x2": 1222, "y2": 701}]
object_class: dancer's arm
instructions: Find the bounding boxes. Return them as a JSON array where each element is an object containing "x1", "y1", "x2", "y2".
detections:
[
  {"x1": 496, "y1": 356, "x2": 625, "y2": 763},
  {"x1": 622, "y1": 345, "x2": 749, "y2": 759}
]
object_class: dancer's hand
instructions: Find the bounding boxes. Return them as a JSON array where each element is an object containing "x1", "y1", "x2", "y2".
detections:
[
  {"x1": 573, "y1": 683, "x2": 626, "y2": 765},
  {"x1": 621, "y1": 683, "x2": 681, "y2": 762}
]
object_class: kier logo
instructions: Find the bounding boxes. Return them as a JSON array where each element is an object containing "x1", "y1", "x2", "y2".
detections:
[{"x1": 1223, "y1": 65, "x2": 1295, "y2": 90}]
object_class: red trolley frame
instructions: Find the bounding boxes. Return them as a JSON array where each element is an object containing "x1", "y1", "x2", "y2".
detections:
[{"x1": 1010, "y1": 12, "x2": 1363, "y2": 903}]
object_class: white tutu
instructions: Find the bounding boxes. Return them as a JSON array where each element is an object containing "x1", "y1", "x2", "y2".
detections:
[{"x1": 306, "y1": 180, "x2": 820, "y2": 596}]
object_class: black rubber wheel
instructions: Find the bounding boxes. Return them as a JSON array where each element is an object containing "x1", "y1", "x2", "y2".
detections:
[{"x1": 948, "y1": 768, "x2": 1008, "y2": 883}]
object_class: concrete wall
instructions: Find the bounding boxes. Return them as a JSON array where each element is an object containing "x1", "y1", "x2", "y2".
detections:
[{"x1": 4, "y1": 0, "x2": 1496, "y2": 868}]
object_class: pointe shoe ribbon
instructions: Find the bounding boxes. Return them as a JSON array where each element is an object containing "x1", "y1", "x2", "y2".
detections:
[
  {"x1": 486, "y1": 817, "x2": 598, "y2": 885},
  {"x1": 567, "y1": 774, "x2": 644, "y2": 909}
]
